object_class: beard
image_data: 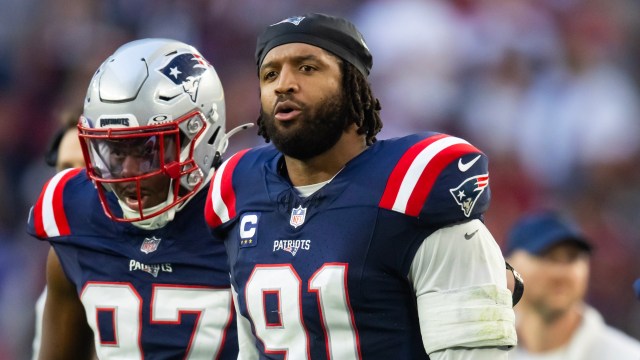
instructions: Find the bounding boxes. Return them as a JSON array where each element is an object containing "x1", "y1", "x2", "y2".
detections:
[
  {"x1": 532, "y1": 301, "x2": 567, "y2": 324},
  {"x1": 260, "y1": 91, "x2": 350, "y2": 160},
  {"x1": 530, "y1": 292, "x2": 579, "y2": 324}
]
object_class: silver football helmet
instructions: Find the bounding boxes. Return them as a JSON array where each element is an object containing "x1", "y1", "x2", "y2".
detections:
[{"x1": 78, "y1": 38, "x2": 226, "y2": 228}]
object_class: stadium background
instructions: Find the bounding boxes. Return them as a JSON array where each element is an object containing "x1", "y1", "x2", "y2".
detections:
[{"x1": 1, "y1": 0, "x2": 639, "y2": 358}]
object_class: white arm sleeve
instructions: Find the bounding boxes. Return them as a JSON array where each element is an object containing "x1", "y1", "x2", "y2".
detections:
[
  {"x1": 232, "y1": 285, "x2": 259, "y2": 360},
  {"x1": 409, "y1": 219, "x2": 516, "y2": 358}
]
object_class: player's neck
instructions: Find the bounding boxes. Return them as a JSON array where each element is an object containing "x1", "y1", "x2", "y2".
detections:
[
  {"x1": 283, "y1": 127, "x2": 366, "y2": 186},
  {"x1": 516, "y1": 302, "x2": 584, "y2": 353}
]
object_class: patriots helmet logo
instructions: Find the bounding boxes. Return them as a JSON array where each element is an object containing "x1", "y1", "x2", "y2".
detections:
[
  {"x1": 272, "y1": 16, "x2": 305, "y2": 27},
  {"x1": 449, "y1": 174, "x2": 489, "y2": 217},
  {"x1": 283, "y1": 245, "x2": 300, "y2": 256},
  {"x1": 158, "y1": 53, "x2": 210, "y2": 102}
]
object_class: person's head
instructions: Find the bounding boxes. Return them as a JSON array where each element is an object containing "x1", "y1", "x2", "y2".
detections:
[
  {"x1": 254, "y1": 13, "x2": 382, "y2": 160},
  {"x1": 505, "y1": 211, "x2": 592, "y2": 322},
  {"x1": 45, "y1": 108, "x2": 85, "y2": 171},
  {"x1": 78, "y1": 38, "x2": 226, "y2": 229}
]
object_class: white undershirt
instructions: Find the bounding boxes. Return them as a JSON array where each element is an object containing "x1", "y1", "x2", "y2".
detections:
[{"x1": 294, "y1": 180, "x2": 331, "y2": 198}]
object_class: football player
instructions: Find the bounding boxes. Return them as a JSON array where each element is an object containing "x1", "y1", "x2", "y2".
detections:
[
  {"x1": 29, "y1": 38, "x2": 240, "y2": 359},
  {"x1": 205, "y1": 13, "x2": 517, "y2": 359},
  {"x1": 32, "y1": 107, "x2": 88, "y2": 360}
]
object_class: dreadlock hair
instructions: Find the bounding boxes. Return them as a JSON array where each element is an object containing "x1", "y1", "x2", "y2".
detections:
[
  {"x1": 341, "y1": 61, "x2": 383, "y2": 145},
  {"x1": 256, "y1": 60, "x2": 383, "y2": 146}
]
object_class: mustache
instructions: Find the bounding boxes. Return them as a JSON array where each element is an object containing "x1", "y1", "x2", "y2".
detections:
[{"x1": 273, "y1": 96, "x2": 303, "y2": 113}]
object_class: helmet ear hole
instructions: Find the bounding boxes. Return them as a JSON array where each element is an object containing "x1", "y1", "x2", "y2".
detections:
[{"x1": 208, "y1": 127, "x2": 221, "y2": 145}]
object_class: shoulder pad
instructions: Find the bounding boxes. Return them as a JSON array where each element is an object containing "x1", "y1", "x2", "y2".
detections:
[
  {"x1": 379, "y1": 134, "x2": 490, "y2": 225},
  {"x1": 28, "y1": 168, "x2": 84, "y2": 239},
  {"x1": 205, "y1": 149, "x2": 251, "y2": 228}
]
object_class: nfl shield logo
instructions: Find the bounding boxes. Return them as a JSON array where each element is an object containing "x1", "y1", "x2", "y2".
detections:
[
  {"x1": 290, "y1": 205, "x2": 307, "y2": 228},
  {"x1": 140, "y1": 236, "x2": 162, "y2": 254}
]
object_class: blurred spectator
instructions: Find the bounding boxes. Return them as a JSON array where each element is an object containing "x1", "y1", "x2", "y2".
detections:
[
  {"x1": 455, "y1": 0, "x2": 559, "y2": 158},
  {"x1": 43, "y1": 107, "x2": 85, "y2": 171},
  {"x1": 514, "y1": 2, "x2": 640, "y2": 194},
  {"x1": 354, "y1": 0, "x2": 464, "y2": 137},
  {"x1": 505, "y1": 210, "x2": 640, "y2": 359}
]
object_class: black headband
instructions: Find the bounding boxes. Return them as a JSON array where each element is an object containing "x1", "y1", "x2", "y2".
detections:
[{"x1": 255, "y1": 13, "x2": 372, "y2": 76}]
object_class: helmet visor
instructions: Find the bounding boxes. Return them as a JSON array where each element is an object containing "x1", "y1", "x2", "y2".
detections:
[
  {"x1": 91, "y1": 135, "x2": 176, "y2": 179},
  {"x1": 79, "y1": 123, "x2": 180, "y2": 181}
]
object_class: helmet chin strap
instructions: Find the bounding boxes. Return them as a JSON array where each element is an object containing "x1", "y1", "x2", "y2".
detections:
[
  {"x1": 118, "y1": 188, "x2": 176, "y2": 230},
  {"x1": 216, "y1": 123, "x2": 254, "y2": 155}
]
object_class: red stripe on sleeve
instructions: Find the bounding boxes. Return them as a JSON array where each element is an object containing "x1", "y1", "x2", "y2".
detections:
[
  {"x1": 51, "y1": 168, "x2": 82, "y2": 236},
  {"x1": 33, "y1": 178, "x2": 53, "y2": 238},
  {"x1": 204, "y1": 171, "x2": 219, "y2": 228},
  {"x1": 379, "y1": 134, "x2": 448, "y2": 210},
  {"x1": 205, "y1": 149, "x2": 250, "y2": 228},
  {"x1": 221, "y1": 149, "x2": 249, "y2": 221},
  {"x1": 405, "y1": 143, "x2": 480, "y2": 216}
]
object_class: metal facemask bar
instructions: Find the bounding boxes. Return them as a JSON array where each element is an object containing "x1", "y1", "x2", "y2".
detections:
[{"x1": 78, "y1": 111, "x2": 208, "y2": 222}]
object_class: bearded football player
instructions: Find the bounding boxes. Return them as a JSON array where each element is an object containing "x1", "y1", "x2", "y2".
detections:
[{"x1": 205, "y1": 13, "x2": 518, "y2": 360}]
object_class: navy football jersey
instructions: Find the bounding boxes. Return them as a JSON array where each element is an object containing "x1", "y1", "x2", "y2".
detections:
[
  {"x1": 28, "y1": 168, "x2": 238, "y2": 359},
  {"x1": 205, "y1": 132, "x2": 491, "y2": 359}
]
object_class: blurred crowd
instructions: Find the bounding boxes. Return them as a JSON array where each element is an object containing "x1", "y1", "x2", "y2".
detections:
[{"x1": 1, "y1": 0, "x2": 639, "y2": 358}]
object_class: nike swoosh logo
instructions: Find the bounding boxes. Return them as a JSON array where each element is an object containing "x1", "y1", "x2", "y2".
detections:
[
  {"x1": 464, "y1": 229, "x2": 479, "y2": 240},
  {"x1": 458, "y1": 155, "x2": 481, "y2": 172}
]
